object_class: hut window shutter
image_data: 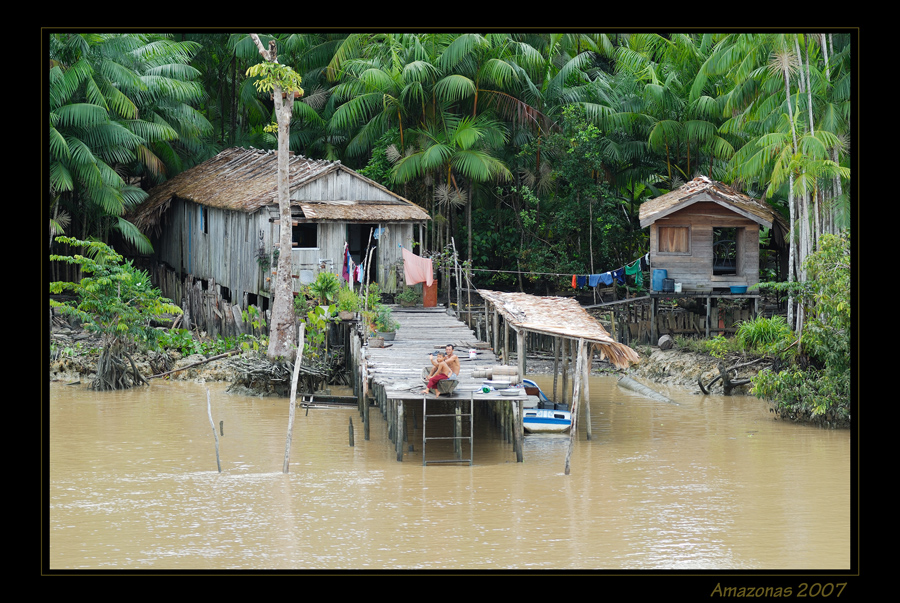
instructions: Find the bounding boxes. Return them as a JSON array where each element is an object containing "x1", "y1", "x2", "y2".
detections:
[{"x1": 659, "y1": 226, "x2": 689, "y2": 253}]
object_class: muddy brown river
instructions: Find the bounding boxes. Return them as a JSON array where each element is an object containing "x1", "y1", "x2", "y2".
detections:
[{"x1": 46, "y1": 374, "x2": 852, "y2": 571}]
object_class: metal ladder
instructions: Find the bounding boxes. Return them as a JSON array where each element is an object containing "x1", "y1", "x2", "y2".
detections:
[{"x1": 421, "y1": 393, "x2": 474, "y2": 466}]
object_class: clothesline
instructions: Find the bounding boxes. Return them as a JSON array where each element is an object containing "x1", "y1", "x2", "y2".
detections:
[
  {"x1": 468, "y1": 253, "x2": 650, "y2": 285},
  {"x1": 572, "y1": 253, "x2": 650, "y2": 290}
]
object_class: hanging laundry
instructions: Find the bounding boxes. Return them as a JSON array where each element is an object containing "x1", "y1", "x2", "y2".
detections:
[
  {"x1": 611, "y1": 267, "x2": 626, "y2": 284},
  {"x1": 572, "y1": 274, "x2": 577, "y2": 289},
  {"x1": 576, "y1": 275, "x2": 588, "y2": 288},
  {"x1": 625, "y1": 259, "x2": 643, "y2": 287},
  {"x1": 373, "y1": 227, "x2": 385, "y2": 240},
  {"x1": 599, "y1": 272, "x2": 614, "y2": 286},
  {"x1": 640, "y1": 253, "x2": 650, "y2": 271},
  {"x1": 342, "y1": 244, "x2": 352, "y2": 282},
  {"x1": 588, "y1": 274, "x2": 602, "y2": 287},
  {"x1": 401, "y1": 247, "x2": 433, "y2": 287}
]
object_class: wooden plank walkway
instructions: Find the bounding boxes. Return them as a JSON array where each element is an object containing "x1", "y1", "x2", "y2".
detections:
[{"x1": 361, "y1": 306, "x2": 527, "y2": 465}]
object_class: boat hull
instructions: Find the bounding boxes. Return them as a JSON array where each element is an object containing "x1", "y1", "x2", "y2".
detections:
[{"x1": 523, "y1": 408, "x2": 572, "y2": 433}]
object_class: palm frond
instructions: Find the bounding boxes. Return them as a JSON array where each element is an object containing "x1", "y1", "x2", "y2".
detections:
[{"x1": 115, "y1": 217, "x2": 155, "y2": 254}]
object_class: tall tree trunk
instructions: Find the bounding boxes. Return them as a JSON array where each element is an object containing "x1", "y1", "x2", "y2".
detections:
[
  {"x1": 250, "y1": 34, "x2": 299, "y2": 363},
  {"x1": 782, "y1": 53, "x2": 799, "y2": 331}
]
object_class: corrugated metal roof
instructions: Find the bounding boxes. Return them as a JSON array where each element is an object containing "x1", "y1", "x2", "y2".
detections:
[
  {"x1": 130, "y1": 147, "x2": 428, "y2": 232},
  {"x1": 478, "y1": 290, "x2": 641, "y2": 369},
  {"x1": 639, "y1": 176, "x2": 777, "y2": 229}
]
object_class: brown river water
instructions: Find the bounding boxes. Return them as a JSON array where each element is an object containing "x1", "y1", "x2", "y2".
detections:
[{"x1": 46, "y1": 374, "x2": 852, "y2": 572}]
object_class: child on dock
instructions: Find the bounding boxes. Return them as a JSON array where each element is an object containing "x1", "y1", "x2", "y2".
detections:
[{"x1": 422, "y1": 354, "x2": 452, "y2": 396}]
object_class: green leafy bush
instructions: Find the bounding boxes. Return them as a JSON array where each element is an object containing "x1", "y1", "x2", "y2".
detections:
[{"x1": 735, "y1": 315, "x2": 794, "y2": 354}]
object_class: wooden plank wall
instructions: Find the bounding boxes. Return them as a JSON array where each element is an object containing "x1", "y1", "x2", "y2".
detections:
[{"x1": 650, "y1": 202, "x2": 761, "y2": 290}]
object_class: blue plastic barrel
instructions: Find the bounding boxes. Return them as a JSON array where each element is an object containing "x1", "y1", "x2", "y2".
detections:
[{"x1": 652, "y1": 269, "x2": 667, "y2": 291}]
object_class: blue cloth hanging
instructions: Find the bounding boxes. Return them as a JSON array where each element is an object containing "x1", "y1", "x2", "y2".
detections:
[
  {"x1": 588, "y1": 274, "x2": 602, "y2": 287},
  {"x1": 599, "y1": 272, "x2": 614, "y2": 286}
]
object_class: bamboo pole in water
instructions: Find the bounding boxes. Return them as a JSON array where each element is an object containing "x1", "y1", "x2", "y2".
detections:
[
  {"x1": 565, "y1": 338, "x2": 585, "y2": 476},
  {"x1": 207, "y1": 389, "x2": 221, "y2": 473},
  {"x1": 283, "y1": 324, "x2": 306, "y2": 474},
  {"x1": 552, "y1": 337, "x2": 559, "y2": 403},
  {"x1": 582, "y1": 344, "x2": 592, "y2": 441}
]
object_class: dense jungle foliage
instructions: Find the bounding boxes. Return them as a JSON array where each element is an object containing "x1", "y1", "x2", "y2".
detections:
[{"x1": 47, "y1": 31, "x2": 854, "y2": 415}]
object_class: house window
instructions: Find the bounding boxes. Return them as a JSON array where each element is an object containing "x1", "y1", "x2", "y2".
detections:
[
  {"x1": 658, "y1": 226, "x2": 690, "y2": 254},
  {"x1": 292, "y1": 222, "x2": 318, "y2": 248},
  {"x1": 713, "y1": 227, "x2": 740, "y2": 275}
]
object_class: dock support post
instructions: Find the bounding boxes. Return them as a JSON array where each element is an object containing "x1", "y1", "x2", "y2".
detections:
[
  {"x1": 396, "y1": 400, "x2": 404, "y2": 461},
  {"x1": 552, "y1": 337, "x2": 559, "y2": 403},
  {"x1": 493, "y1": 309, "x2": 499, "y2": 355},
  {"x1": 503, "y1": 319, "x2": 509, "y2": 365},
  {"x1": 565, "y1": 338, "x2": 585, "y2": 475},
  {"x1": 517, "y1": 329, "x2": 525, "y2": 379},
  {"x1": 583, "y1": 344, "x2": 592, "y2": 441},
  {"x1": 515, "y1": 399, "x2": 524, "y2": 463}
]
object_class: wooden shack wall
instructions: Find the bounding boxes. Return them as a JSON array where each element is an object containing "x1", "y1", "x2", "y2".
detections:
[
  {"x1": 648, "y1": 202, "x2": 760, "y2": 290},
  {"x1": 291, "y1": 168, "x2": 397, "y2": 202},
  {"x1": 375, "y1": 223, "x2": 412, "y2": 293},
  {"x1": 154, "y1": 198, "x2": 266, "y2": 304}
]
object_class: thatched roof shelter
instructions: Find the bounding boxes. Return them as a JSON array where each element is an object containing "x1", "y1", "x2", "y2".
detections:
[
  {"x1": 639, "y1": 175, "x2": 789, "y2": 246},
  {"x1": 640, "y1": 176, "x2": 775, "y2": 228},
  {"x1": 129, "y1": 147, "x2": 429, "y2": 235},
  {"x1": 478, "y1": 290, "x2": 641, "y2": 369}
]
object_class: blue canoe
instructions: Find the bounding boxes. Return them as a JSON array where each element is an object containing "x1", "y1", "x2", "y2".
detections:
[{"x1": 522, "y1": 379, "x2": 572, "y2": 433}]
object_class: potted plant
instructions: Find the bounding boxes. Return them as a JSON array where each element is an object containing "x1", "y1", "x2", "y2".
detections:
[
  {"x1": 396, "y1": 286, "x2": 421, "y2": 307},
  {"x1": 335, "y1": 286, "x2": 361, "y2": 320},
  {"x1": 374, "y1": 305, "x2": 400, "y2": 341},
  {"x1": 309, "y1": 271, "x2": 341, "y2": 313}
]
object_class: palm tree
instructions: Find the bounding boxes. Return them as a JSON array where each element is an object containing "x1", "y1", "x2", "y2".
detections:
[
  {"x1": 48, "y1": 32, "x2": 212, "y2": 255},
  {"x1": 391, "y1": 110, "x2": 512, "y2": 258}
]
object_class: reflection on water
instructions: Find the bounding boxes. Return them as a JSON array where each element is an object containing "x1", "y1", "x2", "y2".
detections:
[{"x1": 47, "y1": 376, "x2": 851, "y2": 571}]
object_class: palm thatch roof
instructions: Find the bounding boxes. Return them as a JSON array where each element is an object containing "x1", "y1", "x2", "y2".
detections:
[
  {"x1": 639, "y1": 176, "x2": 779, "y2": 229},
  {"x1": 478, "y1": 290, "x2": 641, "y2": 369},
  {"x1": 129, "y1": 147, "x2": 428, "y2": 234}
]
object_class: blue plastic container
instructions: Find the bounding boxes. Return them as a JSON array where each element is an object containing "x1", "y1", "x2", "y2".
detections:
[{"x1": 652, "y1": 269, "x2": 667, "y2": 291}]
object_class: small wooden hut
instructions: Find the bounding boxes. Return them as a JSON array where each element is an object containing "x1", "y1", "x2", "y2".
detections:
[
  {"x1": 129, "y1": 147, "x2": 430, "y2": 327},
  {"x1": 639, "y1": 176, "x2": 787, "y2": 293}
]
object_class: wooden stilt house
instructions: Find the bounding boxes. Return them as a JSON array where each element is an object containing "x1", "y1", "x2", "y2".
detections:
[
  {"x1": 129, "y1": 147, "x2": 430, "y2": 330},
  {"x1": 639, "y1": 176, "x2": 788, "y2": 293}
]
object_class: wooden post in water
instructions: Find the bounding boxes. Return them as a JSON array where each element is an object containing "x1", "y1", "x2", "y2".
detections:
[
  {"x1": 492, "y1": 308, "x2": 499, "y2": 355},
  {"x1": 515, "y1": 398, "x2": 524, "y2": 462},
  {"x1": 283, "y1": 324, "x2": 306, "y2": 474},
  {"x1": 517, "y1": 329, "x2": 526, "y2": 380},
  {"x1": 206, "y1": 389, "x2": 221, "y2": 473},
  {"x1": 396, "y1": 400, "x2": 405, "y2": 462},
  {"x1": 565, "y1": 339, "x2": 585, "y2": 475},
  {"x1": 561, "y1": 338, "x2": 569, "y2": 405},
  {"x1": 582, "y1": 344, "x2": 592, "y2": 440},
  {"x1": 503, "y1": 319, "x2": 509, "y2": 365},
  {"x1": 552, "y1": 337, "x2": 559, "y2": 403}
]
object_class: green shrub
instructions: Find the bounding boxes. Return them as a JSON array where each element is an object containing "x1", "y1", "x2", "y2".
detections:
[
  {"x1": 735, "y1": 315, "x2": 794, "y2": 354},
  {"x1": 336, "y1": 285, "x2": 362, "y2": 314},
  {"x1": 309, "y1": 271, "x2": 341, "y2": 306}
]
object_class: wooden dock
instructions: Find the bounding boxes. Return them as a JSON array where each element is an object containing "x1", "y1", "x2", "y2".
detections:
[{"x1": 356, "y1": 306, "x2": 528, "y2": 465}]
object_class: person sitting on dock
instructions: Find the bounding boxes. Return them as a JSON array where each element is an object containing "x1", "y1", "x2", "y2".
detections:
[
  {"x1": 430, "y1": 344, "x2": 460, "y2": 379},
  {"x1": 422, "y1": 354, "x2": 453, "y2": 396}
]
